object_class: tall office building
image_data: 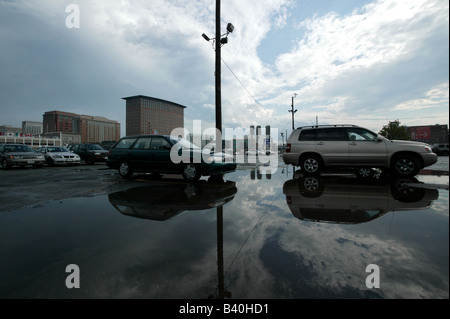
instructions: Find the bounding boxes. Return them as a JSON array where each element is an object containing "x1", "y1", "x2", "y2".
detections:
[
  {"x1": 43, "y1": 111, "x2": 120, "y2": 144},
  {"x1": 123, "y1": 95, "x2": 186, "y2": 136}
]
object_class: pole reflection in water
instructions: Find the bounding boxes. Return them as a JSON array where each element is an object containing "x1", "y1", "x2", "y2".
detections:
[
  {"x1": 213, "y1": 205, "x2": 231, "y2": 299},
  {"x1": 108, "y1": 178, "x2": 236, "y2": 299}
]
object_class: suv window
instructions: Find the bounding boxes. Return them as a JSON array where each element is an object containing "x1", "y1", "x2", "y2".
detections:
[
  {"x1": 298, "y1": 129, "x2": 316, "y2": 141},
  {"x1": 316, "y1": 128, "x2": 347, "y2": 141},
  {"x1": 347, "y1": 127, "x2": 378, "y2": 141},
  {"x1": 115, "y1": 138, "x2": 137, "y2": 149},
  {"x1": 298, "y1": 128, "x2": 348, "y2": 141}
]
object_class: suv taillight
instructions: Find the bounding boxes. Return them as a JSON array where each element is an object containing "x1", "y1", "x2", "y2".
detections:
[{"x1": 286, "y1": 143, "x2": 291, "y2": 153}]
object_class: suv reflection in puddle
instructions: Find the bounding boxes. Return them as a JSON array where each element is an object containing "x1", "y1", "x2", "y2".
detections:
[{"x1": 283, "y1": 172, "x2": 439, "y2": 224}]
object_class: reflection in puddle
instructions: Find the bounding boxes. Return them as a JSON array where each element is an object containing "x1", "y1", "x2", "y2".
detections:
[
  {"x1": 283, "y1": 174, "x2": 439, "y2": 224},
  {"x1": 0, "y1": 167, "x2": 448, "y2": 299},
  {"x1": 109, "y1": 180, "x2": 237, "y2": 221}
]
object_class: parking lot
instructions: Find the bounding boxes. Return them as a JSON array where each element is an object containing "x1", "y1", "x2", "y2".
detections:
[{"x1": 0, "y1": 156, "x2": 448, "y2": 298}]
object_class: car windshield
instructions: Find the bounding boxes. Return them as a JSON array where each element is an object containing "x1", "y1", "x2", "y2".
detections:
[
  {"x1": 4, "y1": 145, "x2": 34, "y2": 152},
  {"x1": 170, "y1": 137, "x2": 201, "y2": 149},
  {"x1": 87, "y1": 144, "x2": 104, "y2": 150},
  {"x1": 48, "y1": 147, "x2": 69, "y2": 152}
]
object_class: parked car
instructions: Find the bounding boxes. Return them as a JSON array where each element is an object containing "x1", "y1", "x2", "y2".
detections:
[
  {"x1": 106, "y1": 135, "x2": 237, "y2": 180},
  {"x1": 431, "y1": 143, "x2": 449, "y2": 156},
  {"x1": 0, "y1": 144, "x2": 45, "y2": 169},
  {"x1": 69, "y1": 143, "x2": 108, "y2": 164},
  {"x1": 282, "y1": 124, "x2": 438, "y2": 177},
  {"x1": 36, "y1": 146, "x2": 81, "y2": 166}
]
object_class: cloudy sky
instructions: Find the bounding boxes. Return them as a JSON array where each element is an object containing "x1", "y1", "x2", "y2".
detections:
[{"x1": 0, "y1": 0, "x2": 448, "y2": 138}]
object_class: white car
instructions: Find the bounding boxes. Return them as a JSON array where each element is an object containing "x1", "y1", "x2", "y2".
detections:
[{"x1": 36, "y1": 146, "x2": 81, "y2": 166}]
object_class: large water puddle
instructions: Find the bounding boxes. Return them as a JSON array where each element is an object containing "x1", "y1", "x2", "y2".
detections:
[{"x1": 0, "y1": 167, "x2": 448, "y2": 299}]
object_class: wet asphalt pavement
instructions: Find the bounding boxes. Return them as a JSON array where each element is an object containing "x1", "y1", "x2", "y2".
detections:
[
  {"x1": 0, "y1": 157, "x2": 448, "y2": 213},
  {"x1": 0, "y1": 156, "x2": 448, "y2": 299}
]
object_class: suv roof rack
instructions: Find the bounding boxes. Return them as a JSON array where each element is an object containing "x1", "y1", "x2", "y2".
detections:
[{"x1": 296, "y1": 124, "x2": 359, "y2": 129}]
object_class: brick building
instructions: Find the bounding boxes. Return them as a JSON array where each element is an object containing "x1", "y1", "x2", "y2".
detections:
[
  {"x1": 43, "y1": 111, "x2": 120, "y2": 144},
  {"x1": 123, "y1": 95, "x2": 186, "y2": 136}
]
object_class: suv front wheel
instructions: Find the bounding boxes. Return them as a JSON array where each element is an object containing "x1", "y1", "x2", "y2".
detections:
[
  {"x1": 299, "y1": 154, "x2": 322, "y2": 175},
  {"x1": 391, "y1": 155, "x2": 420, "y2": 177}
]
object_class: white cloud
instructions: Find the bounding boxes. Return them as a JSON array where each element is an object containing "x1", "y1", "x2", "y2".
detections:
[
  {"x1": 0, "y1": 0, "x2": 448, "y2": 136},
  {"x1": 223, "y1": 0, "x2": 449, "y2": 131},
  {"x1": 393, "y1": 83, "x2": 449, "y2": 111}
]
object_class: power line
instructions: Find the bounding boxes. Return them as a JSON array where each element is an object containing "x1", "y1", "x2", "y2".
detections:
[{"x1": 221, "y1": 57, "x2": 291, "y2": 132}]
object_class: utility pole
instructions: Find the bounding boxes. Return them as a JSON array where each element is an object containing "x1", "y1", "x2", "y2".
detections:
[
  {"x1": 202, "y1": 0, "x2": 233, "y2": 152},
  {"x1": 288, "y1": 93, "x2": 297, "y2": 130},
  {"x1": 215, "y1": 0, "x2": 222, "y2": 151}
]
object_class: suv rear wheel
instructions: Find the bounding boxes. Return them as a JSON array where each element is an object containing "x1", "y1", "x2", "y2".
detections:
[
  {"x1": 356, "y1": 167, "x2": 374, "y2": 179},
  {"x1": 300, "y1": 154, "x2": 322, "y2": 175}
]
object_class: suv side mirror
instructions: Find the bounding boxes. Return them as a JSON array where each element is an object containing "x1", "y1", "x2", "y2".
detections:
[{"x1": 377, "y1": 135, "x2": 383, "y2": 142}]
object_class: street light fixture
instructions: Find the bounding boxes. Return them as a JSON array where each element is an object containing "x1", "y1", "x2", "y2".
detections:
[
  {"x1": 202, "y1": 23, "x2": 234, "y2": 49},
  {"x1": 226, "y1": 23, "x2": 234, "y2": 33},
  {"x1": 202, "y1": 33, "x2": 210, "y2": 41}
]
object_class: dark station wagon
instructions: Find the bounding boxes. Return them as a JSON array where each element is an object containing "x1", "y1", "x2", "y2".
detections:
[{"x1": 106, "y1": 135, "x2": 237, "y2": 181}]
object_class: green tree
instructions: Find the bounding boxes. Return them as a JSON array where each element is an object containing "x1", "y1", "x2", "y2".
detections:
[{"x1": 379, "y1": 120, "x2": 410, "y2": 140}]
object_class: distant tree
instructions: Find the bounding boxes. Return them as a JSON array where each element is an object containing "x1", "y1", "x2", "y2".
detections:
[{"x1": 379, "y1": 120, "x2": 410, "y2": 140}]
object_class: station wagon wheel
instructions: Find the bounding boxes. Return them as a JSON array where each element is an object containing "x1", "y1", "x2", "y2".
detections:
[
  {"x1": 300, "y1": 155, "x2": 322, "y2": 175},
  {"x1": 118, "y1": 161, "x2": 133, "y2": 178},
  {"x1": 182, "y1": 164, "x2": 201, "y2": 181},
  {"x1": 392, "y1": 155, "x2": 420, "y2": 177}
]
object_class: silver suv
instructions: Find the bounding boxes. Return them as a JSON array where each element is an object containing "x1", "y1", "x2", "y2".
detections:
[{"x1": 282, "y1": 125, "x2": 438, "y2": 177}]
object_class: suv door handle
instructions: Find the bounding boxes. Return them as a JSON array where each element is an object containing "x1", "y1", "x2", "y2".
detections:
[
  {"x1": 349, "y1": 142, "x2": 357, "y2": 146},
  {"x1": 317, "y1": 142, "x2": 324, "y2": 145}
]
